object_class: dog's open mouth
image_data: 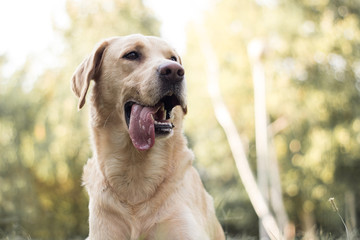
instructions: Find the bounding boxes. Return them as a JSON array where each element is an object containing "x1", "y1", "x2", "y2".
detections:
[{"x1": 124, "y1": 95, "x2": 183, "y2": 151}]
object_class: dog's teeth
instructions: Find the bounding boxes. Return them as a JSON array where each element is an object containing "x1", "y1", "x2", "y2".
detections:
[
  {"x1": 154, "y1": 121, "x2": 172, "y2": 126},
  {"x1": 163, "y1": 109, "x2": 167, "y2": 120},
  {"x1": 161, "y1": 105, "x2": 166, "y2": 120}
]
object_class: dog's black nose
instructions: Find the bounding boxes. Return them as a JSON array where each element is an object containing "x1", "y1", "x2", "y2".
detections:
[{"x1": 158, "y1": 62, "x2": 185, "y2": 83}]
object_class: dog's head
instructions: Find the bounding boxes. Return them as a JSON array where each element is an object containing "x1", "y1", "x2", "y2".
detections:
[{"x1": 71, "y1": 34, "x2": 187, "y2": 151}]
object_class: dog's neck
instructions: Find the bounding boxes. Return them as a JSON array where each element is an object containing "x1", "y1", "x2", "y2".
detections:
[{"x1": 90, "y1": 113, "x2": 193, "y2": 206}]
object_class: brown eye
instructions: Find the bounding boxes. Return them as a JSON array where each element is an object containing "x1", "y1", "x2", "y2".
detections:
[
  {"x1": 123, "y1": 51, "x2": 140, "y2": 60},
  {"x1": 170, "y1": 56, "x2": 177, "y2": 62}
]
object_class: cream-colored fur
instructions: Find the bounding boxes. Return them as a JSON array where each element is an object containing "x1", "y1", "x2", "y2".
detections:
[{"x1": 72, "y1": 34, "x2": 225, "y2": 240}]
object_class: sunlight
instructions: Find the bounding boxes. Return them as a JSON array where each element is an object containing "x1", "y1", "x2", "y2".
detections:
[
  {"x1": 144, "y1": 0, "x2": 211, "y2": 54},
  {"x1": 0, "y1": 0, "x2": 210, "y2": 77},
  {"x1": 0, "y1": 0, "x2": 68, "y2": 77}
]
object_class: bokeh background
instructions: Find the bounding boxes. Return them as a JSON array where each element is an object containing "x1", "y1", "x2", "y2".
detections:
[{"x1": 1, "y1": 0, "x2": 360, "y2": 239}]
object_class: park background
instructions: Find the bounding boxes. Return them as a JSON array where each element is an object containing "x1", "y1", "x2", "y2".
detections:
[{"x1": 1, "y1": 0, "x2": 360, "y2": 239}]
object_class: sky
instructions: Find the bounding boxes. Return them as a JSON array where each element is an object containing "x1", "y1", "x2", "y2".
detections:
[
  {"x1": 0, "y1": 0, "x2": 211, "y2": 79},
  {"x1": 0, "y1": 0, "x2": 68, "y2": 79}
]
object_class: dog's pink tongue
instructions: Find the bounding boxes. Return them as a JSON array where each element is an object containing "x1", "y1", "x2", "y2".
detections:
[{"x1": 129, "y1": 104, "x2": 157, "y2": 151}]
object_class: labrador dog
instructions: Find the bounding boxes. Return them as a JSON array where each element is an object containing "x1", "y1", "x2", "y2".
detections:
[{"x1": 71, "y1": 34, "x2": 225, "y2": 240}]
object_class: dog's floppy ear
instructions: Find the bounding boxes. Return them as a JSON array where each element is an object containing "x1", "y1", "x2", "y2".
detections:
[{"x1": 71, "y1": 40, "x2": 109, "y2": 110}]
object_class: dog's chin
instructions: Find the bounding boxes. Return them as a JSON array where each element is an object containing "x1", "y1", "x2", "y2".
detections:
[{"x1": 124, "y1": 94, "x2": 185, "y2": 151}]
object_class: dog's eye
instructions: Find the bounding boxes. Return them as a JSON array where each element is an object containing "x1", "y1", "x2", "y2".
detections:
[
  {"x1": 170, "y1": 56, "x2": 177, "y2": 62},
  {"x1": 123, "y1": 51, "x2": 140, "y2": 60}
]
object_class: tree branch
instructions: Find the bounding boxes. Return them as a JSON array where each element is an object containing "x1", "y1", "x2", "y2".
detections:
[{"x1": 196, "y1": 24, "x2": 283, "y2": 240}]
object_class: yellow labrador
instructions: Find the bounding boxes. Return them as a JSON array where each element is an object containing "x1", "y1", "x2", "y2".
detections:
[{"x1": 71, "y1": 34, "x2": 225, "y2": 240}]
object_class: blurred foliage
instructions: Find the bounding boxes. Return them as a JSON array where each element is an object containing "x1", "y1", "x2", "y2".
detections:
[
  {"x1": 0, "y1": 0, "x2": 158, "y2": 239},
  {"x1": 1, "y1": 0, "x2": 360, "y2": 239},
  {"x1": 184, "y1": 0, "x2": 360, "y2": 238}
]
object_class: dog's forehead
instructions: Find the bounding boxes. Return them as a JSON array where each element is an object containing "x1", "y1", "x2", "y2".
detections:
[{"x1": 109, "y1": 35, "x2": 176, "y2": 56}]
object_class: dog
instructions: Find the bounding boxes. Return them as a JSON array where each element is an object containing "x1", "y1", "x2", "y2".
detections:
[{"x1": 71, "y1": 34, "x2": 225, "y2": 240}]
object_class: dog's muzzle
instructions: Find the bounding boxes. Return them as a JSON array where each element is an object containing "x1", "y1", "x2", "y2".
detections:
[{"x1": 124, "y1": 62, "x2": 186, "y2": 151}]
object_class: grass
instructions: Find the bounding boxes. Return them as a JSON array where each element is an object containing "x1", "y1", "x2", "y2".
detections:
[{"x1": 328, "y1": 197, "x2": 350, "y2": 240}]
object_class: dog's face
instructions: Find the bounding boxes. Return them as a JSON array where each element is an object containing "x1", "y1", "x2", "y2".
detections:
[{"x1": 72, "y1": 34, "x2": 187, "y2": 151}]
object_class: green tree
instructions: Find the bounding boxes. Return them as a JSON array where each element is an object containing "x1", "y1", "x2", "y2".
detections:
[{"x1": 184, "y1": 0, "x2": 360, "y2": 238}]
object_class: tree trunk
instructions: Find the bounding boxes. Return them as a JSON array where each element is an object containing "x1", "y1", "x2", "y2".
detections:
[
  {"x1": 248, "y1": 39, "x2": 271, "y2": 239},
  {"x1": 196, "y1": 24, "x2": 283, "y2": 240},
  {"x1": 248, "y1": 39, "x2": 290, "y2": 239}
]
